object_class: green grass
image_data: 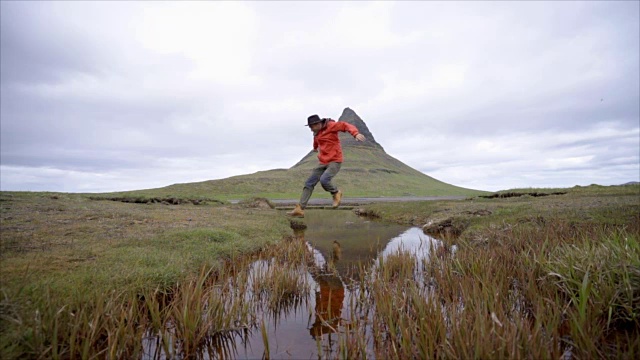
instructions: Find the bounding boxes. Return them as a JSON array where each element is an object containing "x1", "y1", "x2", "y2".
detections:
[
  {"x1": 360, "y1": 184, "x2": 639, "y2": 233},
  {"x1": 0, "y1": 192, "x2": 290, "y2": 299},
  {"x1": 543, "y1": 231, "x2": 640, "y2": 326}
]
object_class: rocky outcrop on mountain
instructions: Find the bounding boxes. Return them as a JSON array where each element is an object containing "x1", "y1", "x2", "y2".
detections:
[{"x1": 337, "y1": 107, "x2": 384, "y2": 150}]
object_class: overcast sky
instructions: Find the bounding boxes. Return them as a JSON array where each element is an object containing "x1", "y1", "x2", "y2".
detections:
[{"x1": 1, "y1": 1, "x2": 638, "y2": 193}]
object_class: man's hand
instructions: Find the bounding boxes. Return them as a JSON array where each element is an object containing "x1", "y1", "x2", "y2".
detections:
[{"x1": 355, "y1": 134, "x2": 366, "y2": 142}]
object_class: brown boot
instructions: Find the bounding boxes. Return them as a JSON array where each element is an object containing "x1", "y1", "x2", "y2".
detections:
[
  {"x1": 287, "y1": 204, "x2": 305, "y2": 218},
  {"x1": 332, "y1": 190, "x2": 342, "y2": 208}
]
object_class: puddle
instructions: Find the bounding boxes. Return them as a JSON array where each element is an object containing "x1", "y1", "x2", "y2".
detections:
[
  {"x1": 142, "y1": 210, "x2": 447, "y2": 359},
  {"x1": 294, "y1": 210, "x2": 410, "y2": 280},
  {"x1": 243, "y1": 210, "x2": 446, "y2": 359}
]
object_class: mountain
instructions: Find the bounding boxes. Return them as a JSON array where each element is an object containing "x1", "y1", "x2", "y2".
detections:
[{"x1": 114, "y1": 108, "x2": 486, "y2": 199}]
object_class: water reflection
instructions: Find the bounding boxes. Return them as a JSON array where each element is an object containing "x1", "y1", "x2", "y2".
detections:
[
  {"x1": 143, "y1": 210, "x2": 445, "y2": 359},
  {"x1": 238, "y1": 211, "x2": 445, "y2": 359},
  {"x1": 301, "y1": 210, "x2": 409, "y2": 281},
  {"x1": 310, "y1": 274, "x2": 344, "y2": 339},
  {"x1": 382, "y1": 227, "x2": 437, "y2": 258},
  {"x1": 380, "y1": 227, "x2": 456, "y2": 263}
]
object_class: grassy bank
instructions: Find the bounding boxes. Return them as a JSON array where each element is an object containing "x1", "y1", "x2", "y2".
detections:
[
  {"x1": 359, "y1": 184, "x2": 639, "y2": 237},
  {"x1": 0, "y1": 192, "x2": 291, "y2": 358},
  {"x1": 344, "y1": 184, "x2": 640, "y2": 358},
  {"x1": 338, "y1": 224, "x2": 639, "y2": 358}
]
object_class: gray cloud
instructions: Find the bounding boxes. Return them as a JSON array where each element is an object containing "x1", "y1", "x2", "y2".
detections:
[{"x1": 1, "y1": 1, "x2": 638, "y2": 193}]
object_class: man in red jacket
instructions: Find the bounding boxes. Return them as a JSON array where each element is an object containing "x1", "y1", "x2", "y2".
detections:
[{"x1": 288, "y1": 114, "x2": 366, "y2": 218}]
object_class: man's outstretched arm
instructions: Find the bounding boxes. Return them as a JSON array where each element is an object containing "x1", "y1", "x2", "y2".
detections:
[{"x1": 332, "y1": 121, "x2": 366, "y2": 142}]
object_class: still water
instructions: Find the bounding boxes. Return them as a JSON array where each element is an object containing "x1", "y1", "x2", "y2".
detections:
[
  {"x1": 142, "y1": 210, "x2": 446, "y2": 359},
  {"x1": 239, "y1": 210, "x2": 444, "y2": 359}
]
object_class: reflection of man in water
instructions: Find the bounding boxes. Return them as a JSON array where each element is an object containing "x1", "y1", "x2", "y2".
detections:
[
  {"x1": 309, "y1": 274, "x2": 345, "y2": 339},
  {"x1": 331, "y1": 240, "x2": 342, "y2": 261},
  {"x1": 292, "y1": 227, "x2": 346, "y2": 339},
  {"x1": 326, "y1": 240, "x2": 342, "y2": 272}
]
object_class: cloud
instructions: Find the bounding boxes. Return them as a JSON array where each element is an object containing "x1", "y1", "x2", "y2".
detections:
[
  {"x1": 1, "y1": 1, "x2": 638, "y2": 193},
  {"x1": 387, "y1": 123, "x2": 639, "y2": 191},
  {"x1": 135, "y1": 2, "x2": 259, "y2": 85}
]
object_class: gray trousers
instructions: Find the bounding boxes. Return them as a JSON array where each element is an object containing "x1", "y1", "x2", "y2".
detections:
[{"x1": 299, "y1": 162, "x2": 342, "y2": 209}]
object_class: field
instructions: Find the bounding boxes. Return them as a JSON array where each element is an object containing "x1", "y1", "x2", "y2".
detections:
[{"x1": 0, "y1": 184, "x2": 638, "y2": 358}]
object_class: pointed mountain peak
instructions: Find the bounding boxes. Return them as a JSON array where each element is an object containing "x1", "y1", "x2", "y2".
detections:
[{"x1": 338, "y1": 107, "x2": 384, "y2": 151}]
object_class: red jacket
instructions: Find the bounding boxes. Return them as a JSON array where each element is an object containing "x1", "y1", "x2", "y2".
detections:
[{"x1": 313, "y1": 119, "x2": 360, "y2": 164}]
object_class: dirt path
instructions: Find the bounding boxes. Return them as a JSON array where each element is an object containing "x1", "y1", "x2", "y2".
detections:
[{"x1": 230, "y1": 196, "x2": 468, "y2": 206}]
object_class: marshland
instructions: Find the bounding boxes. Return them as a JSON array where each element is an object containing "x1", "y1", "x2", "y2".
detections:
[{"x1": 1, "y1": 184, "x2": 638, "y2": 359}]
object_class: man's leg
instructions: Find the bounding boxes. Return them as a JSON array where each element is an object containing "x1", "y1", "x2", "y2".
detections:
[
  {"x1": 299, "y1": 164, "x2": 328, "y2": 209},
  {"x1": 319, "y1": 162, "x2": 342, "y2": 194}
]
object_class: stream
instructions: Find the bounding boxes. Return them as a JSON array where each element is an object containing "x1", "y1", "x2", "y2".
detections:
[
  {"x1": 241, "y1": 210, "x2": 445, "y2": 359},
  {"x1": 142, "y1": 209, "x2": 447, "y2": 359}
]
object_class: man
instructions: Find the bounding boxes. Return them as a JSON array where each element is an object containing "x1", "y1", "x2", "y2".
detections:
[{"x1": 288, "y1": 114, "x2": 366, "y2": 218}]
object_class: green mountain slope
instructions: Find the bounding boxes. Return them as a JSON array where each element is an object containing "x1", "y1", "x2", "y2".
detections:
[{"x1": 111, "y1": 108, "x2": 486, "y2": 199}]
